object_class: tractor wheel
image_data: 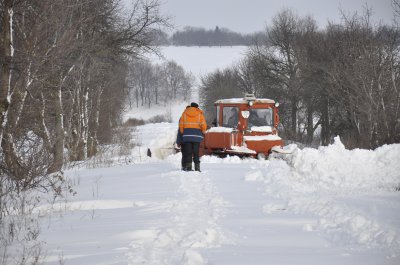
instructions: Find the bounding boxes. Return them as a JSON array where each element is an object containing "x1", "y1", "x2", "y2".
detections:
[{"x1": 257, "y1": 153, "x2": 266, "y2": 160}]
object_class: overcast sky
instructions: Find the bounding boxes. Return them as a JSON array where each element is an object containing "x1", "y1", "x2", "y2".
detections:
[{"x1": 136, "y1": 0, "x2": 393, "y2": 33}]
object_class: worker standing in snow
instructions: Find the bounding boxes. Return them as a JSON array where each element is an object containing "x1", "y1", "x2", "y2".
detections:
[{"x1": 179, "y1": 102, "x2": 207, "y2": 171}]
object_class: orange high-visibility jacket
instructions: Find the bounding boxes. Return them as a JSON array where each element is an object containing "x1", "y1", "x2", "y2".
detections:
[{"x1": 179, "y1": 107, "x2": 207, "y2": 142}]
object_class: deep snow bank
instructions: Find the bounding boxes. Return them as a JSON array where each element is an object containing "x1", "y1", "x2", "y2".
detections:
[
  {"x1": 260, "y1": 137, "x2": 400, "y2": 256},
  {"x1": 124, "y1": 101, "x2": 188, "y2": 124},
  {"x1": 275, "y1": 137, "x2": 400, "y2": 193},
  {"x1": 201, "y1": 136, "x2": 400, "y2": 193},
  {"x1": 132, "y1": 122, "x2": 178, "y2": 160},
  {"x1": 202, "y1": 137, "x2": 400, "y2": 256}
]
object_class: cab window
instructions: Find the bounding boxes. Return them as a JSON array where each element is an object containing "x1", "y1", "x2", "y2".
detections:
[
  {"x1": 222, "y1": 107, "x2": 239, "y2": 128},
  {"x1": 248, "y1": 108, "x2": 273, "y2": 127}
]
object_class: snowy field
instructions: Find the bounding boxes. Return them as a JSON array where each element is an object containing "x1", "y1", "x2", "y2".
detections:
[
  {"x1": 36, "y1": 46, "x2": 400, "y2": 264},
  {"x1": 149, "y1": 46, "x2": 248, "y2": 79}
]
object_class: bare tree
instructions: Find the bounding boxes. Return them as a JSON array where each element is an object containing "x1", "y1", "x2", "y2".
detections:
[
  {"x1": 393, "y1": 0, "x2": 400, "y2": 19},
  {"x1": 199, "y1": 68, "x2": 243, "y2": 124},
  {"x1": 161, "y1": 61, "x2": 188, "y2": 101},
  {"x1": 1, "y1": 0, "x2": 169, "y2": 263},
  {"x1": 127, "y1": 59, "x2": 194, "y2": 110},
  {"x1": 246, "y1": 9, "x2": 314, "y2": 140}
]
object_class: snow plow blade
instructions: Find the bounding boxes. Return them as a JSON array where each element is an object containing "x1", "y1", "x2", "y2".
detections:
[{"x1": 271, "y1": 146, "x2": 292, "y2": 154}]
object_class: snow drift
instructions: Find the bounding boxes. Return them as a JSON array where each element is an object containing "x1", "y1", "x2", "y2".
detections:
[{"x1": 278, "y1": 137, "x2": 400, "y2": 193}]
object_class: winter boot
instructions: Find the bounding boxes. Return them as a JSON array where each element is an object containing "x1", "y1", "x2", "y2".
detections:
[
  {"x1": 181, "y1": 159, "x2": 185, "y2": 171},
  {"x1": 194, "y1": 163, "x2": 201, "y2": 172},
  {"x1": 185, "y1": 163, "x2": 193, "y2": 171}
]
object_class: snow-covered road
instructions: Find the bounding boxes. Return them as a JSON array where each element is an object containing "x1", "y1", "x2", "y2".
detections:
[
  {"x1": 127, "y1": 169, "x2": 231, "y2": 265},
  {"x1": 39, "y1": 122, "x2": 400, "y2": 265}
]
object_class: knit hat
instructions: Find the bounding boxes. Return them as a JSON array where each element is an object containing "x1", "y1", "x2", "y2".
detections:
[{"x1": 190, "y1": 102, "x2": 199, "y2": 108}]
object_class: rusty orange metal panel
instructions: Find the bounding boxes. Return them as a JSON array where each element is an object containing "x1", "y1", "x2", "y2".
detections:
[
  {"x1": 204, "y1": 132, "x2": 232, "y2": 149},
  {"x1": 244, "y1": 139, "x2": 283, "y2": 154}
]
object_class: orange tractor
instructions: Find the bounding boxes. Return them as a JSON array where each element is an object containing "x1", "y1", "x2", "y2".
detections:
[{"x1": 201, "y1": 94, "x2": 287, "y2": 158}]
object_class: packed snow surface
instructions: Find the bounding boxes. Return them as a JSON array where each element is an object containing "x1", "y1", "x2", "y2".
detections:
[{"x1": 38, "y1": 120, "x2": 400, "y2": 265}]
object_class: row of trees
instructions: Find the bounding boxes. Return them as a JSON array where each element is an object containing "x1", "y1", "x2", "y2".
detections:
[
  {"x1": 0, "y1": 0, "x2": 167, "y2": 263},
  {"x1": 127, "y1": 60, "x2": 195, "y2": 109},
  {"x1": 166, "y1": 26, "x2": 265, "y2": 46},
  {"x1": 200, "y1": 8, "x2": 400, "y2": 149}
]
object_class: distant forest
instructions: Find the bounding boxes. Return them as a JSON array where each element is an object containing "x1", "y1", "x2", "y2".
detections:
[{"x1": 155, "y1": 26, "x2": 266, "y2": 46}]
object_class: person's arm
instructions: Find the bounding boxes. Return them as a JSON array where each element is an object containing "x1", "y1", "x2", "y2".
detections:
[
  {"x1": 179, "y1": 114, "x2": 184, "y2": 133},
  {"x1": 176, "y1": 129, "x2": 183, "y2": 145},
  {"x1": 200, "y1": 114, "x2": 207, "y2": 133}
]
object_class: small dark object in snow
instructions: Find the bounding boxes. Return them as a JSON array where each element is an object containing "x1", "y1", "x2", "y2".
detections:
[{"x1": 147, "y1": 148, "x2": 152, "y2": 157}]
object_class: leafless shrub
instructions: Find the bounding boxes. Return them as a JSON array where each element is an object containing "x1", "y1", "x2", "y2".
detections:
[
  {"x1": 83, "y1": 145, "x2": 116, "y2": 169},
  {"x1": 124, "y1": 118, "x2": 146, "y2": 127},
  {"x1": 147, "y1": 115, "x2": 170, "y2": 123},
  {"x1": 0, "y1": 172, "x2": 66, "y2": 265},
  {"x1": 113, "y1": 126, "x2": 137, "y2": 157}
]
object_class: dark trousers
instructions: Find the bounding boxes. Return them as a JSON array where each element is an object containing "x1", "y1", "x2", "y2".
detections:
[
  {"x1": 183, "y1": 142, "x2": 200, "y2": 164},
  {"x1": 181, "y1": 153, "x2": 185, "y2": 169}
]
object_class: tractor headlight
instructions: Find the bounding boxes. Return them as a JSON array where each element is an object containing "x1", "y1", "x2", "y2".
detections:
[{"x1": 241, "y1": 110, "x2": 250, "y2": 119}]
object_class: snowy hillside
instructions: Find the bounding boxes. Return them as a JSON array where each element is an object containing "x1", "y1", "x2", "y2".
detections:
[{"x1": 38, "y1": 120, "x2": 400, "y2": 265}]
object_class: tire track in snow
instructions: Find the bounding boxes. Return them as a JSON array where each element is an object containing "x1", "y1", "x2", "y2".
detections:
[{"x1": 127, "y1": 170, "x2": 232, "y2": 265}]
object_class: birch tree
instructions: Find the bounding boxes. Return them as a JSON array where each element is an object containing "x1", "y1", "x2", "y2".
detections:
[{"x1": 1, "y1": 0, "x2": 168, "y2": 263}]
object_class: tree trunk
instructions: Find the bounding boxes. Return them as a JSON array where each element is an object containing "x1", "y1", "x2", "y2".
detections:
[
  {"x1": 70, "y1": 82, "x2": 82, "y2": 161},
  {"x1": 80, "y1": 88, "x2": 89, "y2": 160},
  {"x1": 320, "y1": 97, "x2": 330, "y2": 146},
  {"x1": 306, "y1": 107, "x2": 314, "y2": 144},
  {"x1": 291, "y1": 99, "x2": 297, "y2": 140},
  {"x1": 48, "y1": 85, "x2": 64, "y2": 173},
  {"x1": 88, "y1": 87, "x2": 102, "y2": 157},
  {"x1": 0, "y1": 0, "x2": 13, "y2": 141}
]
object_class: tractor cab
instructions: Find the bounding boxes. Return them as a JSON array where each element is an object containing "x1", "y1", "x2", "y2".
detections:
[{"x1": 202, "y1": 94, "x2": 284, "y2": 158}]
